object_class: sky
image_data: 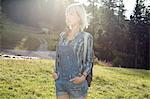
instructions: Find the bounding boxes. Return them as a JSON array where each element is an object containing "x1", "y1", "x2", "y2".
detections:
[
  {"x1": 123, "y1": 0, "x2": 136, "y2": 19},
  {"x1": 75, "y1": 0, "x2": 150, "y2": 19},
  {"x1": 123, "y1": 0, "x2": 150, "y2": 19}
]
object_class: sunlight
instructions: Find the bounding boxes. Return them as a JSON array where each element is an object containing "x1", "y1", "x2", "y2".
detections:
[
  {"x1": 45, "y1": 0, "x2": 48, "y2": 3},
  {"x1": 74, "y1": 0, "x2": 87, "y2": 3},
  {"x1": 74, "y1": 0, "x2": 91, "y2": 7}
]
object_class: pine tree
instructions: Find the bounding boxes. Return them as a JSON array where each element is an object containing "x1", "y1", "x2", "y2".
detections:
[{"x1": 129, "y1": 0, "x2": 149, "y2": 69}]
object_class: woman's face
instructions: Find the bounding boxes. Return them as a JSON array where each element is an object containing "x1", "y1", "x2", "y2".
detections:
[{"x1": 66, "y1": 11, "x2": 81, "y2": 27}]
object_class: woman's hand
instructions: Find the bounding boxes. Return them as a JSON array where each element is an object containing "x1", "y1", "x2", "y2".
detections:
[
  {"x1": 70, "y1": 75, "x2": 86, "y2": 84},
  {"x1": 52, "y1": 72, "x2": 59, "y2": 80}
]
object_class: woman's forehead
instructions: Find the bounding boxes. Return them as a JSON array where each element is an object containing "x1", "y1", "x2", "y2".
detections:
[
  {"x1": 67, "y1": 11, "x2": 75, "y2": 15},
  {"x1": 66, "y1": 12, "x2": 75, "y2": 17},
  {"x1": 66, "y1": 8, "x2": 76, "y2": 14}
]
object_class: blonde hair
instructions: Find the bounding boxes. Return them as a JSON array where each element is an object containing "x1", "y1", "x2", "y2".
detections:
[{"x1": 65, "y1": 3, "x2": 92, "y2": 31}]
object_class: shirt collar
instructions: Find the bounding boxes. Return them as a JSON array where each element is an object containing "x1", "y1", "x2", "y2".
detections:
[{"x1": 64, "y1": 31, "x2": 81, "y2": 41}]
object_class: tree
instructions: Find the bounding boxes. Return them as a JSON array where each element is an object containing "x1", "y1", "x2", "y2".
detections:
[
  {"x1": 86, "y1": 0, "x2": 129, "y2": 67},
  {"x1": 129, "y1": 0, "x2": 149, "y2": 69}
]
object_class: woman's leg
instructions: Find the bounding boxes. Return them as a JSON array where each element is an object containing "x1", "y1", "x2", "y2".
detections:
[
  {"x1": 83, "y1": 96, "x2": 87, "y2": 99},
  {"x1": 57, "y1": 94, "x2": 70, "y2": 99}
]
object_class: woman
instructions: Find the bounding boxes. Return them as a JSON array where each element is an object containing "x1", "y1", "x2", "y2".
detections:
[{"x1": 52, "y1": 3, "x2": 93, "y2": 99}]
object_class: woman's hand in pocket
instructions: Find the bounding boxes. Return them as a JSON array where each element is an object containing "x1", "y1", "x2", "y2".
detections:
[
  {"x1": 70, "y1": 75, "x2": 86, "y2": 84},
  {"x1": 52, "y1": 72, "x2": 59, "y2": 80}
]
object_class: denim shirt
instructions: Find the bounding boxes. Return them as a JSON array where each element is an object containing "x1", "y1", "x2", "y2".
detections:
[{"x1": 55, "y1": 31, "x2": 94, "y2": 75}]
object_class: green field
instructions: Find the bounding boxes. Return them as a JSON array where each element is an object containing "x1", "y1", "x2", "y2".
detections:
[{"x1": 0, "y1": 59, "x2": 150, "y2": 99}]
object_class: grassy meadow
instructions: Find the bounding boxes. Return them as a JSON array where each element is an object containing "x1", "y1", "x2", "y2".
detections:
[{"x1": 0, "y1": 59, "x2": 150, "y2": 99}]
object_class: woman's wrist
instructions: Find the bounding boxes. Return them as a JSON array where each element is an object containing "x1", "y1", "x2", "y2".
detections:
[
  {"x1": 83, "y1": 71, "x2": 87, "y2": 77},
  {"x1": 81, "y1": 73, "x2": 87, "y2": 80},
  {"x1": 82, "y1": 73, "x2": 87, "y2": 78}
]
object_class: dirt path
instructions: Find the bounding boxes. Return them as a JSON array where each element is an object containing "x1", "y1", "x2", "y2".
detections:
[{"x1": 37, "y1": 38, "x2": 48, "y2": 51}]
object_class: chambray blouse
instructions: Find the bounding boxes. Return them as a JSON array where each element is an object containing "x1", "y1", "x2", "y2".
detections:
[{"x1": 55, "y1": 31, "x2": 93, "y2": 75}]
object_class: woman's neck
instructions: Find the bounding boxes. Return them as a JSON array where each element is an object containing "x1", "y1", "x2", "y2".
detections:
[{"x1": 67, "y1": 24, "x2": 80, "y2": 41}]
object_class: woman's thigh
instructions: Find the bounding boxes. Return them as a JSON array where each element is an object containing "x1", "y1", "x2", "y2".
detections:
[
  {"x1": 57, "y1": 94, "x2": 70, "y2": 99},
  {"x1": 83, "y1": 96, "x2": 87, "y2": 99},
  {"x1": 57, "y1": 95, "x2": 87, "y2": 99}
]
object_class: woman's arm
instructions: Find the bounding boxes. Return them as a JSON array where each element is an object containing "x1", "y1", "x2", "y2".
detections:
[
  {"x1": 52, "y1": 42, "x2": 59, "y2": 80},
  {"x1": 54, "y1": 32, "x2": 65, "y2": 72},
  {"x1": 82, "y1": 34, "x2": 94, "y2": 76},
  {"x1": 54, "y1": 45, "x2": 59, "y2": 72},
  {"x1": 52, "y1": 32, "x2": 65, "y2": 80},
  {"x1": 70, "y1": 34, "x2": 94, "y2": 84}
]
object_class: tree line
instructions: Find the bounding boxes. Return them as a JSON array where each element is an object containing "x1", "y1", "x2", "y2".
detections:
[{"x1": 84, "y1": 0, "x2": 149, "y2": 69}]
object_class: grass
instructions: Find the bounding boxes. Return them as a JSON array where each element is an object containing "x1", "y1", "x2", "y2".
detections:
[
  {"x1": 0, "y1": 59, "x2": 150, "y2": 99},
  {"x1": 0, "y1": 59, "x2": 55, "y2": 99}
]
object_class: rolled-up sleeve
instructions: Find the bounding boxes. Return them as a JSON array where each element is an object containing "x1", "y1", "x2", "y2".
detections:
[{"x1": 83, "y1": 34, "x2": 94, "y2": 75}]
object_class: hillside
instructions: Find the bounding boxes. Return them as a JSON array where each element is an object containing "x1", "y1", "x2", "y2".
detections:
[
  {"x1": 0, "y1": 15, "x2": 58, "y2": 51},
  {"x1": 0, "y1": 59, "x2": 149, "y2": 99},
  {"x1": 0, "y1": 15, "x2": 41, "y2": 50}
]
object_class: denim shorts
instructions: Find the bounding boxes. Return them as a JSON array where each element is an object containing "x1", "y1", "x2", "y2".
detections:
[{"x1": 55, "y1": 74, "x2": 88, "y2": 99}]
